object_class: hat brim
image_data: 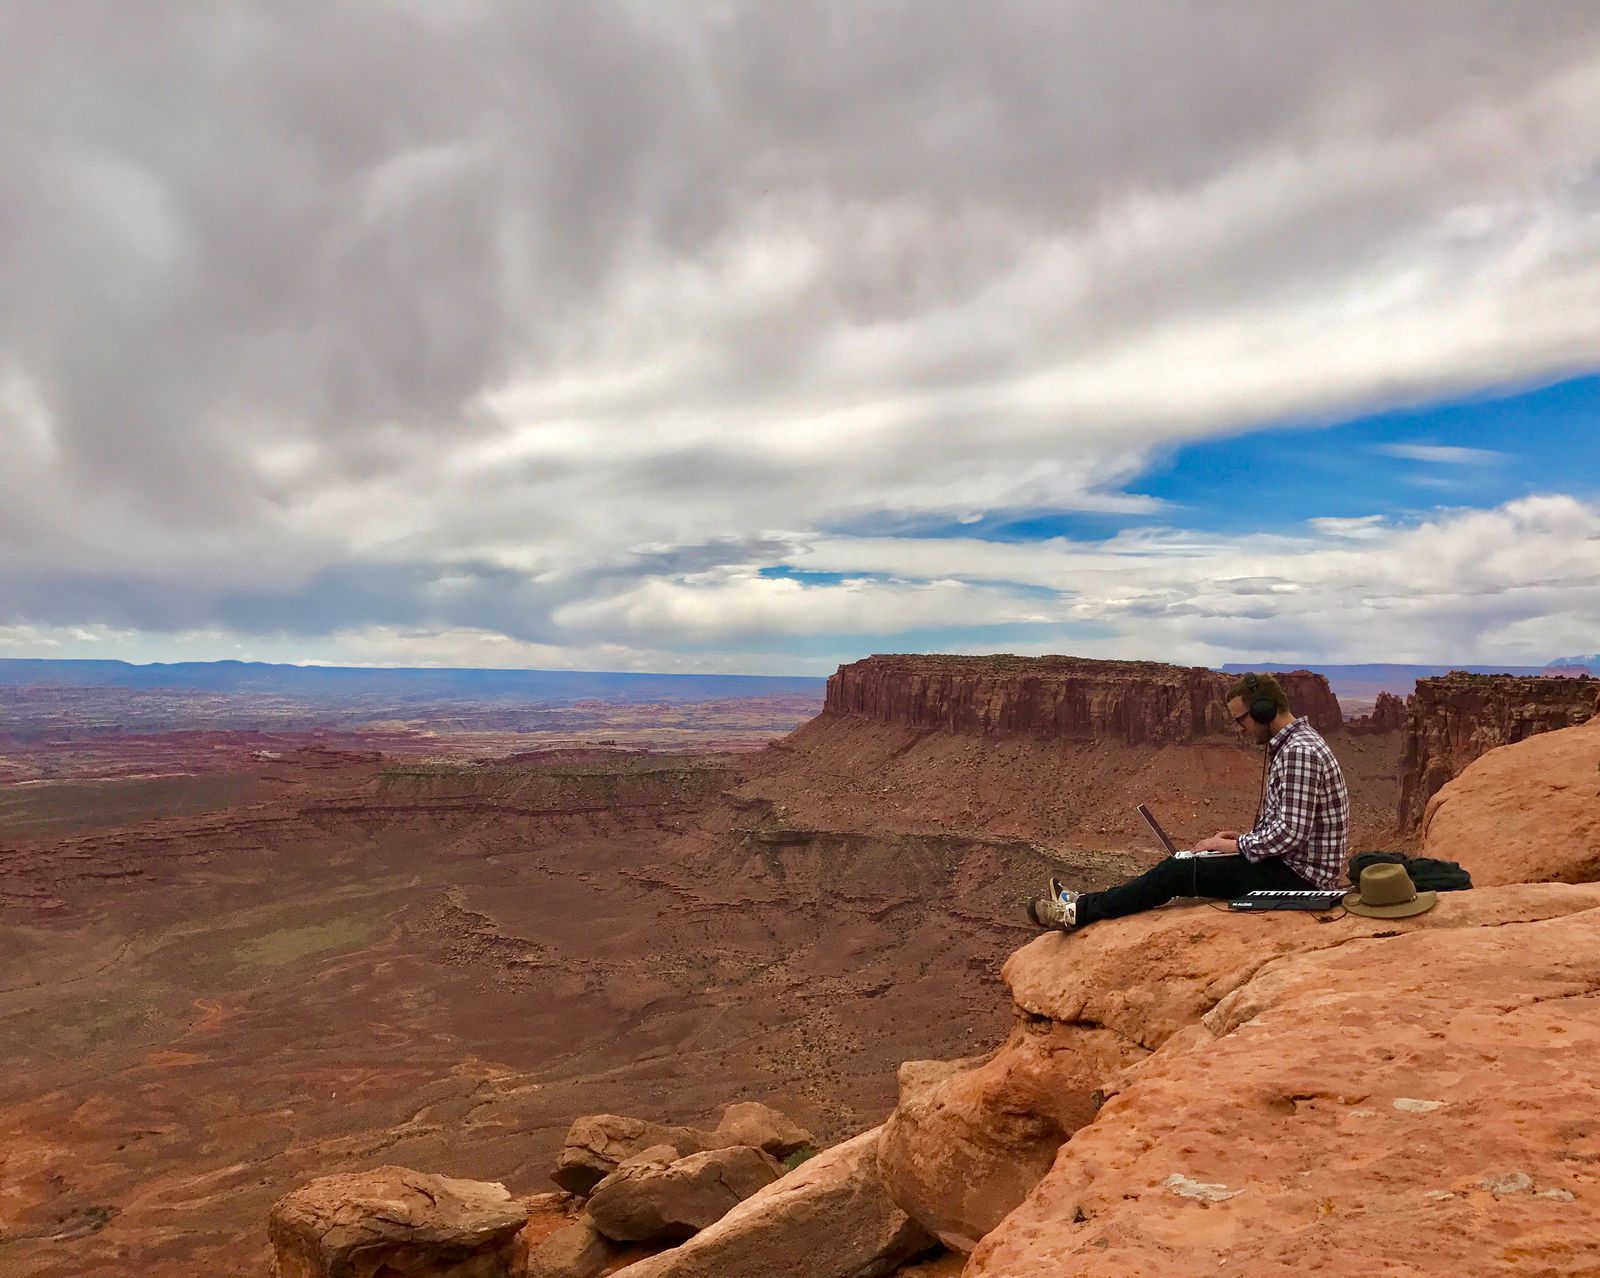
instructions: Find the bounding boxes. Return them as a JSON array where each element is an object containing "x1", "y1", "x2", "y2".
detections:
[{"x1": 1343, "y1": 890, "x2": 1438, "y2": 919}]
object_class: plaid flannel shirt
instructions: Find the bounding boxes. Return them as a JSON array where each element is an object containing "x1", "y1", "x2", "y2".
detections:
[{"x1": 1235, "y1": 717, "x2": 1349, "y2": 890}]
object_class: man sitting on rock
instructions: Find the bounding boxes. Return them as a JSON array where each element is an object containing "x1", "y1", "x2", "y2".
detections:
[{"x1": 1029, "y1": 672, "x2": 1350, "y2": 931}]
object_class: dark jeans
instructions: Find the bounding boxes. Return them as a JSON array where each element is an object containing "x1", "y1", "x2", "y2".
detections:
[{"x1": 1075, "y1": 854, "x2": 1315, "y2": 927}]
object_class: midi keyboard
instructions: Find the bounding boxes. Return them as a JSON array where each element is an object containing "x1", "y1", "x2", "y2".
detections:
[{"x1": 1227, "y1": 889, "x2": 1346, "y2": 912}]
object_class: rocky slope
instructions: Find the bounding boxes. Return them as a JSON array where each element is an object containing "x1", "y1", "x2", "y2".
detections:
[
  {"x1": 1396, "y1": 672, "x2": 1599, "y2": 828},
  {"x1": 823, "y1": 655, "x2": 1345, "y2": 742}
]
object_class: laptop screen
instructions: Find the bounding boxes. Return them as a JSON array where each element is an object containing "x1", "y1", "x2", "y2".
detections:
[{"x1": 1136, "y1": 803, "x2": 1179, "y2": 856}]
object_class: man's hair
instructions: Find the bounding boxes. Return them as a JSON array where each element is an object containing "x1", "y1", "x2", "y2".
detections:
[{"x1": 1226, "y1": 672, "x2": 1291, "y2": 716}]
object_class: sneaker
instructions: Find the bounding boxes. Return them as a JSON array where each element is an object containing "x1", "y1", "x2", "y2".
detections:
[
  {"x1": 1048, "y1": 876, "x2": 1069, "y2": 903},
  {"x1": 1027, "y1": 890, "x2": 1078, "y2": 930}
]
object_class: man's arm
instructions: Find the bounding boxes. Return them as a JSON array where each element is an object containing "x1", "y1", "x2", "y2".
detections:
[{"x1": 1235, "y1": 745, "x2": 1320, "y2": 862}]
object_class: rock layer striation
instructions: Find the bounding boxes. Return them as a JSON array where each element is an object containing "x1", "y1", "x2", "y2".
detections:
[{"x1": 822, "y1": 655, "x2": 1345, "y2": 744}]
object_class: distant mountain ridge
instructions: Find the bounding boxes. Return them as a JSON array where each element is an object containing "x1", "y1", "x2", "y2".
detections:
[{"x1": 0, "y1": 658, "x2": 826, "y2": 704}]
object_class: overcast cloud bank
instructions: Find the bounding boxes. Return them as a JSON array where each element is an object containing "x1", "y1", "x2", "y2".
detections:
[{"x1": 2, "y1": 3, "x2": 1598, "y2": 671}]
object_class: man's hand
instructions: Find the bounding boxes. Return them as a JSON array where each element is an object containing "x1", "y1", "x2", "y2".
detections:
[
  {"x1": 1190, "y1": 835, "x2": 1240, "y2": 854},
  {"x1": 1215, "y1": 829, "x2": 1240, "y2": 840}
]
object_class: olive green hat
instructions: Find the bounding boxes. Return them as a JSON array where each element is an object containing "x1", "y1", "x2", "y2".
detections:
[{"x1": 1344, "y1": 862, "x2": 1438, "y2": 919}]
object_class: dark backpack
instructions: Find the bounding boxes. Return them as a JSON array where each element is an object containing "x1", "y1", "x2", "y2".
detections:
[{"x1": 1348, "y1": 851, "x2": 1473, "y2": 892}]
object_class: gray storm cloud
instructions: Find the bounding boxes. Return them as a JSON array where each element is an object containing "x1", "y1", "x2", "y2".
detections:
[{"x1": 1, "y1": 2, "x2": 1598, "y2": 666}]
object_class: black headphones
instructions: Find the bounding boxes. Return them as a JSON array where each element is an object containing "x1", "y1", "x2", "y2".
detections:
[{"x1": 1242, "y1": 673, "x2": 1278, "y2": 725}]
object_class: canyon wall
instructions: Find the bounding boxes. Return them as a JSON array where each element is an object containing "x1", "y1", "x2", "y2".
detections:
[
  {"x1": 822, "y1": 655, "x2": 1344, "y2": 745},
  {"x1": 1397, "y1": 672, "x2": 1599, "y2": 829}
]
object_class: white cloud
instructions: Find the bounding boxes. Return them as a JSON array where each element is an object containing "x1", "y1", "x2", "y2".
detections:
[
  {"x1": 553, "y1": 573, "x2": 1048, "y2": 644},
  {"x1": 1306, "y1": 515, "x2": 1389, "y2": 538},
  {"x1": 0, "y1": 6, "x2": 1597, "y2": 668},
  {"x1": 5, "y1": 494, "x2": 1592, "y2": 672},
  {"x1": 0, "y1": 624, "x2": 62, "y2": 652},
  {"x1": 765, "y1": 495, "x2": 1600, "y2": 664},
  {"x1": 1374, "y1": 444, "x2": 1508, "y2": 464}
]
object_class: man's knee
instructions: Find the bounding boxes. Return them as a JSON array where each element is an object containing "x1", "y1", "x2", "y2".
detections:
[{"x1": 1147, "y1": 856, "x2": 1192, "y2": 888}]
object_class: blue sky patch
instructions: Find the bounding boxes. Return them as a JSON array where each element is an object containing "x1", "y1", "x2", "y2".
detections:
[
  {"x1": 757, "y1": 566, "x2": 862, "y2": 585},
  {"x1": 837, "y1": 372, "x2": 1599, "y2": 546},
  {"x1": 1127, "y1": 372, "x2": 1600, "y2": 536}
]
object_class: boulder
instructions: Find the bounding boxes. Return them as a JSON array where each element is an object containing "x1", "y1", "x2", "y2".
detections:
[
  {"x1": 588, "y1": 1143, "x2": 781, "y2": 1242},
  {"x1": 1422, "y1": 713, "x2": 1600, "y2": 885},
  {"x1": 523, "y1": 1218, "x2": 655, "y2": 1278},
  {"x1": 509, "y1": 1194, "x2": 583, "y2": 1272},
  {"x1": 967, "y1": 885, "x2": 1600, "y2": 1276},
  {"x1": 607, "y1": 1128, "x2": 933, "y2": 1278},
  {"x1": 268, "y1": 1165, "x2": 527, "y2": 1278},
  {"x1": 552, "y1": 1115, "x2": 714, "y2": 1195},
  {"x1": 711, "y1": 1101, "x2": 814, "y2": 1158},
  {"x1": 882, "y1": 883, "x2": 1600, "y2": 1252},
  {"x1": 881, "y1": 1032, "x2": 1134, "y2": 1251}
]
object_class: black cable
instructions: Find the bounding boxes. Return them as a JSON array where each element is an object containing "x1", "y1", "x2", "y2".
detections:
[
  {"x1": 1194, "y1": 738, "x2": 1269, "y2": 904},
  {"x1": 1257, "y1": 746, "x2": 1269, "y2": 826}
]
